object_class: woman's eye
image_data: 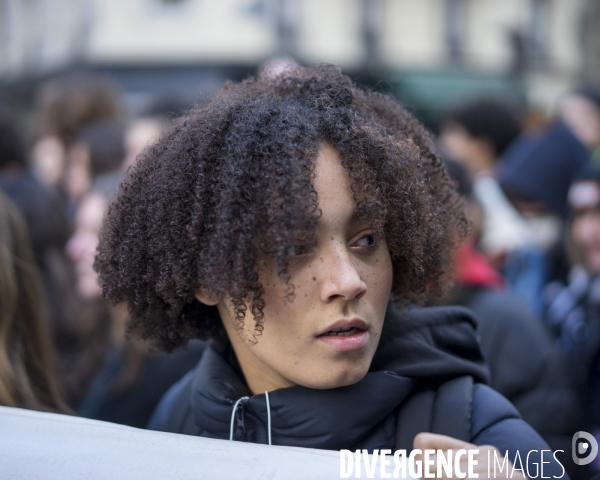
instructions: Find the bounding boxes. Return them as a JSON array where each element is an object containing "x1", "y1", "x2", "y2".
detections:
[{"x1": 356, "y1": 234, "x2": 376, "y2": 248}]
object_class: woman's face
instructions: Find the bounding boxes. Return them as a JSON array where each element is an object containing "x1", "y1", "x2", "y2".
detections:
[
  {"x1": 203, "y1": 143, "x2": 393, "y2": 392},
  {"x1": 572, "y1": 209, "x2": 600, "y2": 275}
]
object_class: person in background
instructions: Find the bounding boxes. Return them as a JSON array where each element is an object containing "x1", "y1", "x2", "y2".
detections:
[
  {"x1": 544, "y1": 165, "x2": 600, "y2": 475},
  {"x1": 497, "y1": 118, "x2": 591, "y2": 313},
  {"x1": 63, "y1": 121, "x2": 126, "y2": 218},
  {"x1": 0, "y1": 110, "x2": 70, "y2": 259},
  {"x1": 0, "y1": 110, "x2": 98, "y2": 405},
  {"x1": 67, "y1": 178, "x2": 203, "y2": 428},
  {"x1": 443, "y1": 159, "x2": 580, "y2": 469},
  {"x1": 439, "y1": 99, "x2": 523, "y2": 258},
  {"x1": 120, "y1": 95, "x2": 191, "y2": 173},
  {"x1": 121, "y1": 95, "x2": 195, "y2": 173},
  {"x1": 123, "y1": 117, "x2": 163, "y2": 173},
  {"x1": 31, "y1": 72, "x2": 122, "y2": 197},
  {"x1": 37, "y1": 72, "x2": 122, "y2": 147},
  {"x1": 0, "y1": 191, "x2": 69, "y2": 414},
  {"x1": 258, "y1": 55, "x2": 299, "y2": 80},
  {"x1": 440, "y1": 99, "x2": 521, "y2": 179},
  {"x1": 560, "y1": 87, "x2": 600, "y2": 162}
]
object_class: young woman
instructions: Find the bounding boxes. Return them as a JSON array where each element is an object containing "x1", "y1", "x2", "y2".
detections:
[{"x1": 96, "y1": 65, "x2": 564, "y2": 478}]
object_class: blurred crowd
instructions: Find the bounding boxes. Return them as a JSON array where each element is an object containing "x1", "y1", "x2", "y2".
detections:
[
  {"x1": 0, "y1": 72, "x2": 203, "y2": 428},
  {"x1": 2, "y1": 69, "x2": 600, "y2": 477}
]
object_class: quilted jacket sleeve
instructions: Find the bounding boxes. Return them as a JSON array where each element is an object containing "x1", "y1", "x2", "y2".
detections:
[{"x1": 471, "y1": 383, "x2": 569, "y2": 479}]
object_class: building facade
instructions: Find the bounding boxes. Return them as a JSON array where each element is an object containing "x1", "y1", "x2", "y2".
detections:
[{"x1": 0, "y1": 0, "x2": 591, "y2": 115}]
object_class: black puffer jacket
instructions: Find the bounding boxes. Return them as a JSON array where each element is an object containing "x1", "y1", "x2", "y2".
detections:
[
  {"x1": 453, "y1": 285, "x2": 580, "y2": 437},
  {"x1": 149, "y1": 306, "x2": 566, "y2": 478}
]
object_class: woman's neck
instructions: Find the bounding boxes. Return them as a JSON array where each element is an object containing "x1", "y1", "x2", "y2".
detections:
[{"x1": 218, "y1": 304, "x2": 295, "y2": 395}]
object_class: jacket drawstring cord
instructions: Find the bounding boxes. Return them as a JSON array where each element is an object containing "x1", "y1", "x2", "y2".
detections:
[
  {"x1": 229, "y1": 393, "x2": 272, "y2": 446},
  {"x1": 265, "y1": 390, "x2": 272, "y2": 446},
  {"x1": 229, "y1": 396, "x2": 246, "y2": 441}
]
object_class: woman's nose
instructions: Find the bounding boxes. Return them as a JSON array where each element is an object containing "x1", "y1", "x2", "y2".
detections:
[{"x1": 319, "y1": 247, "x2": 367, "y2": 303}]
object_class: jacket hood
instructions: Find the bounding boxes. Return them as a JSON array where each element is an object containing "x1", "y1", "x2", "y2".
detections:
[
  {"x1": 189, "y1": 305, "x2": 489, "y2": 450},
  {"x1": 372, "y1": 305, "x2": 490, "y2": 381}
]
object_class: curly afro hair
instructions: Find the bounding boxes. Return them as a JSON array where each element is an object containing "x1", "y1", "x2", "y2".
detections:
[{"x1": 95, "y1": 64, "x2": 467, "y2": 352}]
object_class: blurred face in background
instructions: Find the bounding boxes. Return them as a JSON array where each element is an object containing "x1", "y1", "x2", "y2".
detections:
[
  {"x1": 30, "y1": 136, "x2": 65, "y2": 188},
  {"x1": 64, "y1": 142, "x2": 92, "y2": 203},
  {"x1": 572, "y1": 210, "x2": 600, "y2": 274},
  {"x1": 561, "y1": 94, "x2": 600, "y2": 150},
  {"x1": 66, "y1": 192, "x2": 106, "y2": 299},
  {"x1": 123, "y1": 118, "x2": 163, "y2": 171},
  {"x1": 439, "y1": 122, "x2": 495, "y2": 176},
  {"x1": 569, "y1": 180, "x2": 600, "y2": 274}
]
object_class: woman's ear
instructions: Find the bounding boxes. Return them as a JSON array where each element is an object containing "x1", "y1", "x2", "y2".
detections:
[{"x1": 195, "y1": 288, "x2": 219, "y2": 306}]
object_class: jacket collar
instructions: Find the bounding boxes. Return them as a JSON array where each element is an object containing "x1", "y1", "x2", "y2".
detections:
[{"x1": 191, "y1": 345, "x2": 416, "y2": 449}]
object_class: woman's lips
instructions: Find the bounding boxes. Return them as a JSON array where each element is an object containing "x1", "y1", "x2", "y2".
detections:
[{"x1": 316, "y1": 321, "x2": 369, "y2": 351}]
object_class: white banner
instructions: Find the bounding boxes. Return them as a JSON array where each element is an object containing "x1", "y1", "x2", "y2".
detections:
[{"x1": 0, "y1": 406, "x2": 392, "y2": 479}]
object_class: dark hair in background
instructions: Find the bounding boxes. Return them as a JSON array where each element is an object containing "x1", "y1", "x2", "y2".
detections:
[
  {"x1": 0, "y1": 191, "x2": 69, "y2": 413},
  {"x1": 0, "y1": 110, "x2": 26, "y2": 170},
  {"x1": 73, "y1": 121, "x2": 126, "y2": 178},
  {"x1": 443, "y1": 158, "x2": 473, "y2": 199},
  {"x1": 96, "y1": 64, "x2": 468, "y2": 351},
  {"x1": 574, "y1": 86, "x2": 600, "y2": 109},
  {"x1": 445, "y1": 99, "x2": 522, "y2": 157},
  {"x1": 39, "y1": 72, "x2": 122, "y2": 143}
]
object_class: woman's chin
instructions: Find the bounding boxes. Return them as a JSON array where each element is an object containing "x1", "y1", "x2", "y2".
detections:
[{"x1": 295, "y1": 365, "x2": 370, "y2": 390}]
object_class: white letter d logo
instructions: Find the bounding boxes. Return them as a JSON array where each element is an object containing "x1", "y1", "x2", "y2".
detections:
[{"x1": 572, "y1": 431, "x2": 599, "y2": 466}]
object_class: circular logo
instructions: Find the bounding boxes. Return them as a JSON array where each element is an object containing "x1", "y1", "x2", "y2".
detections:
[{"x1": 573, "y1": 431, "x2": 599, "y2": 466}]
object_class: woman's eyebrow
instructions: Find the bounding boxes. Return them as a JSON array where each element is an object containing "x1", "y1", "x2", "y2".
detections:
[{"x1": 348, "y1": 209, "x2": 368, "y2": 226}]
